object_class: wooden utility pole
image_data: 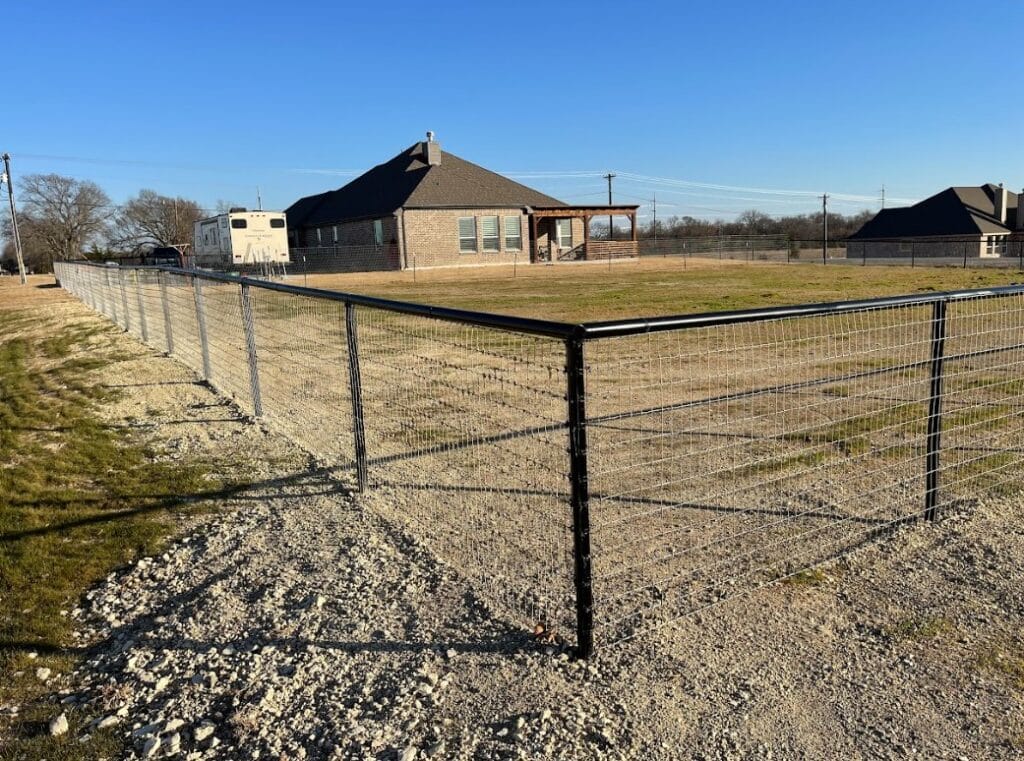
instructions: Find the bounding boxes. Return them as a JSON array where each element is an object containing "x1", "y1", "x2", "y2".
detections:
[
  {"x1": 821, "y1": 193, "x2": 829, "y2": 265},
  {"x1": 652, "y1": 193, "x2": 657, "y2": 245},
  {"x1": 880, "y1": 184, "x2": 886, "y2": 209},
  {"x1": 604, "y1": 173, "x2": 616, "y2": 240},
  {"x1": 1, "y1": 153, "x2": 27, "y2": 284}
]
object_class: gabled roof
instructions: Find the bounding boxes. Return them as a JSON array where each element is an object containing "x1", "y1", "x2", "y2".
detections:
[
  {"x1": 286, "y1": 142, "x2": 567, "y2": 228},
  {"x1": 849, "y1": 184, "x2": 1020, "y2": 239}
]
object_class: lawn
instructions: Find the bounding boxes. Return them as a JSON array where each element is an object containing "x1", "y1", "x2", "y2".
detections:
[
  {"x1": 299, "y1": 258, "x2": 1024, "y2": 322},
  {"x1": 0, "y1": 279, "x2": 230, "y2": 758}
]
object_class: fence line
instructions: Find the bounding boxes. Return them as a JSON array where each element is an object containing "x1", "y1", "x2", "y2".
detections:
[{"x1": 54, "y1": 262, "x2": 1024, "y2": 657}]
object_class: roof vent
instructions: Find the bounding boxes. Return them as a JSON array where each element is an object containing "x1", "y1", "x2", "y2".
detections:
[
  {"x1": 424, "y1": 132, "x2": 441, "y2": 167},
  {"x1": 995, "y1": 183, "x2": 1008, "y2": 225}
]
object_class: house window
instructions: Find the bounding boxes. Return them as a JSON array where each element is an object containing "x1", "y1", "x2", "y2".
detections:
[
  {"x1": 986, "y1": 235, "x2": 1007, "y2": 256},
  {"x1": 898, "y1": 240, "x2": 912, "y2": 254},
  {"x1": 316, "y1": 228, "x2": 322, "y2": 246},
  {"x1": 481, "y1": 216, "x2": 500, "y2": 252},
  {"x1": 458, "y1": 217, "x2": 477, "y2": 253},
  {"x1": 504, "y1": 216, "x2": 522, "y2": 250},
  {"x1": 556, "y1": 218, "x2": 573, "y2": 248},
  {"x1": 373, "y1": 219, "x2": 384, "y2": 247},
  {"x1": 332, "y1": 225, "x2": 338, "y2": 244}
]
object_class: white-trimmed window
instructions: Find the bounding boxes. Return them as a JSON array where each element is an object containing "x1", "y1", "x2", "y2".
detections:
[
  {"x1": 504, "y1": 216, "x2": 522, "y2": 250},
  {"x1": 556, "y1": 218, "x2": 573, "y2": 248},
  {"x1": 373, "y1": 219, "x2": 384, "y2": 247},
  {"x1": 898, "y1": 240, "x2": 912, "y2": 254},
  {"x1": 481, "y1": 216, "x2": 500, "y2": 252},
  {"x1": 316, "y1": 228, "x2": 323, "y2": 246},
  {"x1": 332, "y1": 225, "x2": 338, "y2": 244},
  {"x1": 986, "y1": 235, "x2": 1007, "y2": 256},
  {"x1": 458, "y1": 217, "x2": 477, "y2": 253}
]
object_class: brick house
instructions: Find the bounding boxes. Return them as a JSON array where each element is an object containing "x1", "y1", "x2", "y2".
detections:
[
  {"x1": 285, "y1": 134, "x2": 639, "y2": 271},
  {"x1": 847, "y1": 184, "x2": 1023, "y2": 260}
]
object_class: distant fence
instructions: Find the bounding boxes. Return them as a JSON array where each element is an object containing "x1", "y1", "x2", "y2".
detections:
[{"x1": 55, "y1": 262, "x2": 1024, "y2": 656}]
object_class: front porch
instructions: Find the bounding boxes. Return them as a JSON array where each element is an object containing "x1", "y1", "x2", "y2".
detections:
[{"x1": 529, "y1": 205, "x2": 641, "y2": 263}]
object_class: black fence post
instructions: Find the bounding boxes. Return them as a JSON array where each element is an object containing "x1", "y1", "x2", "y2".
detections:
[
  {"x1": 344, "y1": 302, "x2": 368, "y2": 491},
  {"x1": 566, "y1": 331, "x2": 594, "y2": 658},
  {"x1": 159, "y1": 270, "x2": 175, "y2": 355},
  {"x1": 925, "y1": 299, "x2": 948, "y2": 521},
  {"x1": 239, "y1": 282, "x2": 263, "y2": 418}
]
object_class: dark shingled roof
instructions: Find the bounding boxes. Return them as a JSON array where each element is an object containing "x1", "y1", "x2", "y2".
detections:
[
  {"x1": 286, "y1": 142, "x2": 567, "y2": 228},
  {"x1": 849, "y1": 184, "x2": 1020, "y2": 239}
]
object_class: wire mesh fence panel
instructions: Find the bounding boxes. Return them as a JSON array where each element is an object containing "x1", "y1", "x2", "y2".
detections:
[
  {"x1": 356, "y1": 307, "x2": 577, "y2": 637},
  {"x1": 940, "y1": 293, "x2": 1024, "y2": 507},
  {"x1": 584, "y1": 305, "x2": 939, "y2": 644},
  {"x1": 161, "y1": 272, "x2": 204, "y2": 379},
  {"x1": 136, "y1": 269, "x2": 168, "y2": 353},
  {"x1": 247, "y1": 287, "x2": 354, "y2": 464},
  {"x1": 197, "y1": 281, "x2": 255, "y2": 416}
]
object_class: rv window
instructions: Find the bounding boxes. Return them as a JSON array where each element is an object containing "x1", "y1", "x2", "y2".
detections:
[
  {"x1": 270, "y1": 218, "x2": 285, "y2": 228},
  {"x1": 231, "y1": 219, "x2": 248, "y2": 229}
]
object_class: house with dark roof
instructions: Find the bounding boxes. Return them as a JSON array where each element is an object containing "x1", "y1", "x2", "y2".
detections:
[
  {"x1": 847, "y1": 184, "x2": 1023, "y2": 260},
  {"x1": 285, "y1": 134, "x2": 639, "y2": 271}
]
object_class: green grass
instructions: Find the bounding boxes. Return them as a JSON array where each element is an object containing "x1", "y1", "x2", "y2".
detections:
[
  {"x1": 0, "y1": 308, "x2": 230, "y2": 758},
  {"x1": 884, "y1": 616, "x2": 952, "y2": 641},
  {"x1": 317, "y1": 261, "x2": 1024, "y2": 322}
]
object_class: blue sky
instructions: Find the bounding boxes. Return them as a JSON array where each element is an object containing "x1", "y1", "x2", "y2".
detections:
[{"x1": 6, "y1": 0, "x2": 1023, "y2": 222}]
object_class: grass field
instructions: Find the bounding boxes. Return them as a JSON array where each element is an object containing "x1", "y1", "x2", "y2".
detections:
[
  {"x1": 0, "y1": 278, "x2": 230, "y2": 758},
  {"x1": 296, "y1": 258, "x2": 1024, "y2": 321}
]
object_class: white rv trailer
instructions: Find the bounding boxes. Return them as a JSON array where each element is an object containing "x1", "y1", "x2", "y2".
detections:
[{"x1": 193, "y1": 209, "x2": 289, "y2": 266}]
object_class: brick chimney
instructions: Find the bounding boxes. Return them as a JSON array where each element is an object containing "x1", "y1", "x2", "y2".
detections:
[
  {"x1": 994, "y1": 183, "x2": 1008, "y2": 224},
  {"x1": 423, "y1": 131, "x2": 441, "y2": 167},
  {"x1": 1018, "y1": 188, "x2": 1024, "y2": 231}
]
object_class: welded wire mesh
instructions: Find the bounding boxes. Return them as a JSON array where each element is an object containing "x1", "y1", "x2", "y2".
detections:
[
  {"x1": 355, "y1": 307, "x2": 576, "y2": 633},
  {"x1": 940, "y1": 293, "x2": 1024, "y2": 506},
  {"x1": 584, "y1": 296, "x2": 1024, "y2": 644},
  {"x1": 52, "y1": 261, "x2": 1024, "y2": 655},
  {"x1": 247, "y1": 287, "x2": 353, "y2": 462}
]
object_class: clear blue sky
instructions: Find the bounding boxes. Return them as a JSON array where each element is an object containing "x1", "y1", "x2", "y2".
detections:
[{"x1": 6, "y1": 0, "x2": 1023, "y2": 222}]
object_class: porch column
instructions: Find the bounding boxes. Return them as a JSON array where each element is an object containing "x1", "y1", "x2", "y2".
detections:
[
  {"x1": 630, "y1": 211, "x2": 637, "y2": 241},
  {"x1": 530, "y1": 214, "x2": 539, "y2": 263},
  {"x1": 584, "y1": 215, "x2": 591, "y2": 260}
]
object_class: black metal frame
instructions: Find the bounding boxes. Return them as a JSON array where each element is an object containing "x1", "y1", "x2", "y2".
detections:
[{"x1": 59, "y1": 262, "x2": 1024, "y2": 658}]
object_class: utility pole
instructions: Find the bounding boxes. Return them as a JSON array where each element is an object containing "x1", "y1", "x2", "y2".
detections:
[
  {"x1": 652, "y1": 193, "x2": 657, "y2": 245},
  {"x1": 821, "y1": 193, "x2": 829, "y2": 265},
  {"x1": 880, "y1": 184, "x2": 886, "y2": 209},
  {"x1": 1, "y1": 153, "x2": 27, "y2": 285},
  {"x1": 604, "y1": 172, "x2": 616, "y2": 240}
]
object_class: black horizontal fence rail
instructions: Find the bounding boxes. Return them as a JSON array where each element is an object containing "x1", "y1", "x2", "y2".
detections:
[{"x1": 53, "y1": 261, "x2": 1024, "y2": 657}]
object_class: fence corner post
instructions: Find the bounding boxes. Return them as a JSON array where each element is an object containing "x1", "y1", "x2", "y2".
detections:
[
  {"x1": 566, "y1": 329, "x2": 594, "y2": 658},
  {"x1": 239, "y1": 281, "x2": 263, "y2": 418},
  {"x1": 344, "y1": 302, "x2": 369, "y2": 491},
  {"x1": 925, "y1": 299, "x2": 948, "y2": 520},
  {"x1": 193, "y1": 276, "x2": 212, "y2": 381}
]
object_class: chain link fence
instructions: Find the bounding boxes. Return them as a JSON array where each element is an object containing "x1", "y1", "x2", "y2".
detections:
[{"x1": 55, "y1": 262, "x2": 1024, "y2": 656}]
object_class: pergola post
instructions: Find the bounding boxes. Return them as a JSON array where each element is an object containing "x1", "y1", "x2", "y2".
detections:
[
  {"x1": 531, "y1": 214, "x2": 539, "y2": 263},
  {"x1": 584, "y1": 215, "x2": 591, "y2": 260}
]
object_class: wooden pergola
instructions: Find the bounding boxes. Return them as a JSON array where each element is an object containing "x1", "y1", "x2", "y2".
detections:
[{"x1": 529, "y1": 205, "x2": 641, "y2": 262}]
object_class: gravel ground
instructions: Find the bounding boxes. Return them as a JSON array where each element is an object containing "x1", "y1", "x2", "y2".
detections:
[{"x1": 26, "y1": 285, "x2": 1024, "y2": 759}]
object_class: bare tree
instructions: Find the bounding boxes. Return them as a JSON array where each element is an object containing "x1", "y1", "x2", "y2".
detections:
[
  {"x1": 11, "y1": 174, "x2": 112, "y2": 268},
  {"x1": 111, "y1": 189, "x2": 204, "y2": 254}
]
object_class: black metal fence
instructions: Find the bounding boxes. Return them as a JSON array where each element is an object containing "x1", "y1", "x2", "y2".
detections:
[{"x1": 54, "y1": 262, "x2": 1024, "y2": 657}]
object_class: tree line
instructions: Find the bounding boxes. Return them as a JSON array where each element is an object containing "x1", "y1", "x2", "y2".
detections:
[
  {"x1": 637, "y1": 208, "x2": 875, "y2": 242},
  {"x1": 1, "y1": 173, "x2": 228, "y2": 273}
]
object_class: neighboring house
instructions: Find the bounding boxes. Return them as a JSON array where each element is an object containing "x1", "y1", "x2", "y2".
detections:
[
  {"x1": 847, "y1": 184, "x2": 1023, "y2": 259},
  {"x1": 285, "y1": 134, "x2": 639, "y2": 271}
]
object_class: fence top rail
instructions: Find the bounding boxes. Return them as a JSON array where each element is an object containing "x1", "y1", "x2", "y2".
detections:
[
  {"x1": 580, "y1": 283, "x2": 1024, "y2": 339},
  {"x1": 56, "y1": 261, "x2": 1024, "y2": 342},
  {"x1": 61, "y1": 262, "x2": 578, "y2": 339}
]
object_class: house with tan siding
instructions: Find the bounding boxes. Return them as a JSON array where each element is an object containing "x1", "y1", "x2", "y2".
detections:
[{"x1": 285, "y1": 134, "x2": 639, "y2": 272}]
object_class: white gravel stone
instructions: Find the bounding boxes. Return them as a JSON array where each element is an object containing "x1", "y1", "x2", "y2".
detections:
[{"x1": 49, "y1": 713, "x2": 69, "y2": 736}]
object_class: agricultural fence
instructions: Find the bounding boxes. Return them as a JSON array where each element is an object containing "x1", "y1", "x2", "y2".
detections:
[{"x1": 54, "y1": 261, "x2": 1024, "y2": 657}]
